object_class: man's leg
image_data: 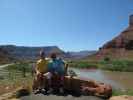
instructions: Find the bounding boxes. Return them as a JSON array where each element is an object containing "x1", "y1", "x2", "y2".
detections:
[
  {"x1": 44, "y1": 72, "x2": 53, "y2": 93},
  {"x1": 59, "y1": 76, "x2": 65, "y2": 94},
  {"x1": 38, "y1": 74, "x2": 43, "y2": 90},
  {"x1": 32, "y1": 75, "x2": 39, "y2": 91},
  {"x1": 41, "y1": 75, "x2": 46, "y2": 90},
  {"x1": 33, "y1": 74, "x2": 42, "y2": 94}
]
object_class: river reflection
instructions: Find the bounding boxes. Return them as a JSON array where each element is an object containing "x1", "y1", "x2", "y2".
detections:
[{"x1": 69, "y1": 68, "x2": 133, "y2": 89}]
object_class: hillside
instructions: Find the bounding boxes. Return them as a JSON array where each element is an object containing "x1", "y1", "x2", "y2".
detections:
[
  {"x1": 0, "y1": 45, "x2": 65, "y2": 62},
  {"x1": 66, "y1": 50, "x2": 96, "y2": 60},
  {"x1": 0, "y1": 45, "x2": 95, "y2": 62},
  {"x1": 88, "y1": 15, "x2": 133, "y2": 60},
  {"x1": 0, "y1": 47, "x2": 14, "y2": 64}
]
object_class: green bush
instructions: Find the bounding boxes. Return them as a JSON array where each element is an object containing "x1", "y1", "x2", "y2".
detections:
[
  {"x1": 104, "y1": 57, "x2": 110, "y2": 62},
  {"x1": 4, "y1": 62, "x2": 32, "y2": 72},
  {"x1": 112, "y1": 89, "x2": 133, "y2": 96},
  {"x1": 68, "y1": 61, "x2": 98, "y2": 69},
  {"x1": 100, "y1": 60, "x2": 133, "y2": 72},
  {"x1": 69, "y1": 60, "x2": 133, "y2": 72}
]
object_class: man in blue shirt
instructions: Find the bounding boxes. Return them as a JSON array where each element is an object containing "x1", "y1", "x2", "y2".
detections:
[{"x1": 48, "y1": 53, "x2": 65, "y2": 93}]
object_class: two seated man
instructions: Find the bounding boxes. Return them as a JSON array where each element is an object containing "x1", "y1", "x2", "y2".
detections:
[{"x1": 33, "y1": 50, "x2": 67, "y2": 94}]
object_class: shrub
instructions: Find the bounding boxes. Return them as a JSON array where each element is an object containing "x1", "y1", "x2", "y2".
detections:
[
  {"x1": 100, "y1": 60, "x2": 133, "y2": 72},
  {"x1": 4, "y1": 62, "x2": 32, "y2": 73},
  {"x1": 112, "y1": 89, "x2": 133, "y2": 96},
  {"x1": 68, "y1": 61, "x2": 98, "y2": 69},
  {"x1": 104, "y1": 57, "x2": 110, "y2": 62}
]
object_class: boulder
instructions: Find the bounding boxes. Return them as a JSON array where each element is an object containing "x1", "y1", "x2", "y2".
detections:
[{"x1": 64, "y1": 76, "x2": 112, "y2": 98}]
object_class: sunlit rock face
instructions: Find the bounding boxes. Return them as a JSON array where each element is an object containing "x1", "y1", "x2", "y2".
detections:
[
  {"x1": 92, "y1": 15, "x2": 133, "y2": 60},
  {"x1": 102, "y1": 15, "x2": 133, "y2": 50},
  {"x1": 129, "y1": 15, "x2": 133, "y2": 26}
]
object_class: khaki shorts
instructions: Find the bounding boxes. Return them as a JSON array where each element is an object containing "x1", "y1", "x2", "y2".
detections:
[{"x1": 43, "y1": 72, "x2": 52, "y2": 79}]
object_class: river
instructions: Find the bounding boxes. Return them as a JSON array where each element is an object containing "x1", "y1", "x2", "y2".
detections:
[{"x1": 69, "y1": 68, "x2": 133, "y2": 90}]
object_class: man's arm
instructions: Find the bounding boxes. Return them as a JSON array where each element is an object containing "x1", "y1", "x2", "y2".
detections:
[{"x1": 35, "y1": 62, "x2": 41, "y2": 75}]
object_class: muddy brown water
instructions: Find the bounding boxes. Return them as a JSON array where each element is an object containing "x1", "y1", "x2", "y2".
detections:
[{"x1": 70, "y1": 68, "x2": 133, "y2": 90}]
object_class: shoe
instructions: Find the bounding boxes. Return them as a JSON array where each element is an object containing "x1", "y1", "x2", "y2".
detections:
[
  {"x1": 41, "y1": 88, "x2": 46, "y2": 92},
  {"x1": 46, "y1": 88, "x2": 53, "y2": 94},
  {"x1": 34, "y1": 89, "x2": 41, "y2": 94}
]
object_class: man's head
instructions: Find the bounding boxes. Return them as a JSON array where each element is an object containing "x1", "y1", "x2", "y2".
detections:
[
  {"x1": 39, "y1": 50, "x2": 45, "y2": 59},
  {"x1": 50, "y1": 53, "x2": 57, "y2": 60}
]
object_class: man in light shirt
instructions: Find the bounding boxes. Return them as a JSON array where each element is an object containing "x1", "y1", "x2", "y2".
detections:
[{"x1": 33, "y1": 50, "x2": 52, "y2": 93}]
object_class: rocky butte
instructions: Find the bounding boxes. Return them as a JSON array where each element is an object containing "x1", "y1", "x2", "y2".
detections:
[{"x1": 90, "y1": 15, "x2": 133, "y2": 60}]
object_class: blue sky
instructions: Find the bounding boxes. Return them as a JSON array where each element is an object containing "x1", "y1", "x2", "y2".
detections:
[{"x1": 0, "y1": 0, "x2": 133, "y2": 51}]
